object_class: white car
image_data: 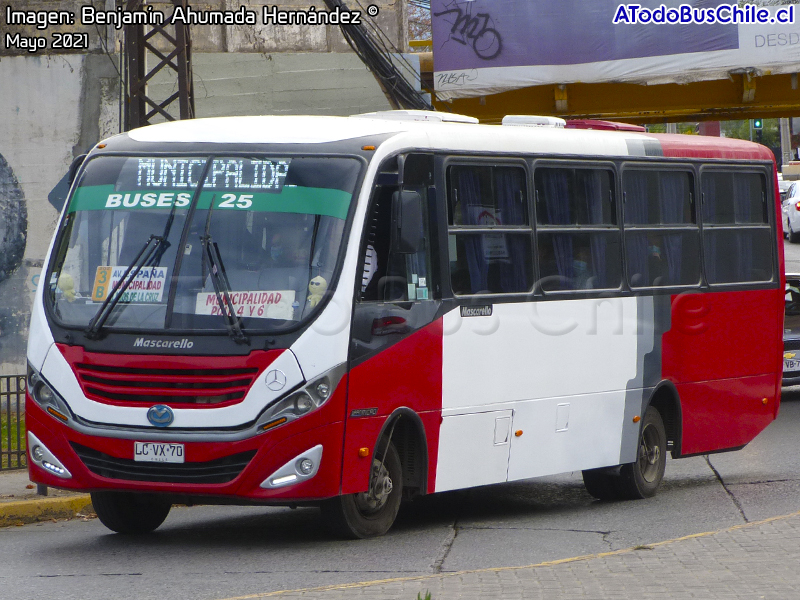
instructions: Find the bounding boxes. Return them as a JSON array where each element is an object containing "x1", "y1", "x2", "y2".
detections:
[
  {"x1": 780, "y1": 177, "x2": 793, "y2": 202},
  {"x1": 782, "y1": 182, "x2": 800, "y2": 242}
]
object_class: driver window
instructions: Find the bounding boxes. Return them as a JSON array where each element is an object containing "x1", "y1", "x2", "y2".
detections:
[{"x1": 360, "y1": 154, "x2": 434, "y2": 303}]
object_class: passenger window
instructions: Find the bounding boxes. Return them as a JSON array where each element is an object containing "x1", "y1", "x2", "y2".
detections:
[
  {"x1": 702, "y1": 172, "x2": 767, "y2": 225},
  {"x1": 625, "y1": 231, "x2": 701, "y2": 287},
  {"x1": 535, "y1": 168, "x2": 616, "y2": 226},
  {"x1": 538, "y1": 232, "x2": 621, "y2": 291},
  {"x1": 623, "y1": 169, "x2": 700, "y2": 289},
  {"x1": 702, "y1": 170, "x2": 772, "y2": 284},
  {"x1": 534, "y1": 167, "x2": 620, "y2": 292},
  {"x1": 703, "y1": 229, "x2": 773, "y2": 284},
  {"x1": 447, "y1": 164, "x2": 532, "y2": 295},
  {"x1": 624, "y1": 171, "x2": 694, "y2": 225},
  {"x1": 449, "y1": 165, "x2": 528, "y2": 226}
]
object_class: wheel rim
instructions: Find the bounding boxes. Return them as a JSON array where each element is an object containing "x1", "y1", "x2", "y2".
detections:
[
  {"x1": 353, "y1": 458, "x2": 394, "y2": 515},
  {"x1": 637, "y1": 423, "x2": 662, "y2": 483}
]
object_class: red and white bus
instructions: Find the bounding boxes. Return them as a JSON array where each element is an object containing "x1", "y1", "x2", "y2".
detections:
[{"x1": 27, "y1": 111, "x2": 783, "y2": 537}]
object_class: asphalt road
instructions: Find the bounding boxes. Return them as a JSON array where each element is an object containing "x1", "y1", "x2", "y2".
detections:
[
  {"x1": 3, "y1": 394, "x2": 799, "y2": 600},
  {"x1": 784, "y1": 233, "x2": 800, "y2": 273},
  {"x1": 1, "y1": 239, "x2": 798, "y2": 600}
]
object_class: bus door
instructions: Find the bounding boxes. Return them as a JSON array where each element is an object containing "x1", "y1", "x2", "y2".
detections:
[{"x1": 342, "y1": 154, "x2": 443, "y2": 496}]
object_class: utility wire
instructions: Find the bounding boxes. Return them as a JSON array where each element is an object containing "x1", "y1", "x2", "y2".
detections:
[
  {"x1": 322, "y1": 0, "x2": 432, "y2": 110},
  {"x1": 350, "y1": 0, "x2": 427, "y2": 88}
]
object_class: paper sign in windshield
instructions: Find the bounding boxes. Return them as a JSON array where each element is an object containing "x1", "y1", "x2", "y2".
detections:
[
  {"x1": 195, "y1": 290, "x2": 296, "y2": 320},
  {"x1": 92, "y1": 266, "x2": 168, "y2": 303}
]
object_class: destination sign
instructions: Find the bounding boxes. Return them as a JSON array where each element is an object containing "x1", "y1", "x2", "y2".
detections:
[
  {"x1": 135, "y1": 157, "x2": 291, "y2": 192},
  {"x1": 195, "y1": 290, "x2": 296, "y2": 321},
  {"x1": 91, "y1": 266, "x2": 168, "y2": 303}
]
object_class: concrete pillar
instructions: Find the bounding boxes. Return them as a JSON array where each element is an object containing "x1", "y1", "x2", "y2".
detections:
[{"x1": 781, "y1": 117, "x2": 794, "y2": 167}]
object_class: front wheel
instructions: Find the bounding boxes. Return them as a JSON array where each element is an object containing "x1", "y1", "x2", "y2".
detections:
[
  {"x1": 91, "y1": 491, "x2": 172, "y2": 534},
  {"x1": 617, "y1": 406, "x2": 667, "y2": 499},
  {"x1": 321, "y1": 438, "x2": 403, "y2": 539}
]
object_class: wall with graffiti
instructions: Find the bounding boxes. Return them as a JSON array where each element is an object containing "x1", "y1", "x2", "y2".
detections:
[
  {"x1": 0, "y1": 152, "x2": 28, "y2": 375},
  {"x1": 0, "y1": 54, "x2": 121, "y2": 375}
]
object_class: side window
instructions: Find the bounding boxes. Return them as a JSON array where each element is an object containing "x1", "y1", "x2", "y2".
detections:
[
  {"x1": 534, "y1": 167, "x2": 621, "y2": 292},
  {"x1": 360, "y1": 154, "x2": 434, "y2": 302},
  {"x1": 623, "y1": 169, "x2": 700, "y2": 288},
  {"x1": 447, "y1": 164, "x2": 532, "y2": 295},
  {"x1": 701, "y1": 171, "x2": 772, "y2": 284}
]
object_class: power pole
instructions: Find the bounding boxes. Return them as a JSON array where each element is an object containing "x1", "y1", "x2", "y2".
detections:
[
  {"x1": 781, "y1": 118, "x2": 793, "y2": 168},
  {"x1": 123, "y1": 0, "x2": 195, "y2": 131}
]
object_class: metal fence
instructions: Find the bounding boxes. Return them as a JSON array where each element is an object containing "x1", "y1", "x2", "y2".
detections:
[{"x1": 1, "y1": 375, "x2": 27, "y2": 471}]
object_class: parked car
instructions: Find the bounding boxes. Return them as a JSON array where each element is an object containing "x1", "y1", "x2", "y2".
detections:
[
  {"x1": 780, "y1": 178, "x2": 794, "y2": 203},
  {"x1": 782, "y1": 183, "x2": 800, "y2": 242},
  {"x1": 784, "y1": 274, "x2": 800, "y2": 385}
]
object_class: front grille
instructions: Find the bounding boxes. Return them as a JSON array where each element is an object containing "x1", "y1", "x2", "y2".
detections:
[
  {"x1": 73, "y1": 362, "x2": 259, "y2": 406},
  {"x1": 784, "y1": 338, "x2": 800, "y2": 351},
  {"x1": 72, "y1": 443, "x2": 256, "y2": 484}
]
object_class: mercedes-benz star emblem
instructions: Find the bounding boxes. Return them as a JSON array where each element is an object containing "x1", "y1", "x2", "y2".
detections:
[
  {"x1": 265, "y1": 369, "x2": 287, "y2": 391},
  {"x1": 147, "y1": 404, "x2": 174, "y2": 427}
]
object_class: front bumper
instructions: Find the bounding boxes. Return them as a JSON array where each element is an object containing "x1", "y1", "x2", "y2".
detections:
[{"x1": 25, "y1": 396, "x2": 345, "y2": 503}]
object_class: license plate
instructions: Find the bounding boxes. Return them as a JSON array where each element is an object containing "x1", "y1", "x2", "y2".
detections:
[
  {"x1": 784, "y1": 359, "x2": 800, "y2": 373},
  {"x1": 134, "y1": 442, "x2": 185, "y2": 463}
]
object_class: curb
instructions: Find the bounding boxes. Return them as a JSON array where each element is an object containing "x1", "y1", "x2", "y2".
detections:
[{"x1": 0, "y1": 495, "x2": 93, "y2": 527}]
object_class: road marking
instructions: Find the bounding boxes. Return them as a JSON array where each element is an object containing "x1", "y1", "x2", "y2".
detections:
[{"x1": 214, "y1": 509, "x2": 800, "y2": 600}]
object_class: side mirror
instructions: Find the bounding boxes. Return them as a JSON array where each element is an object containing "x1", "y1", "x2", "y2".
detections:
[
  {"x1": 68, "y1": 154, "x2": 87, "y2": 186},
  {"x1": 391, "y1": 190, "x2": 424, "y2": 254}
]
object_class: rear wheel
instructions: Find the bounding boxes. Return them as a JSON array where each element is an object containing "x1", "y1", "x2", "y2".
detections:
[
  {"x1": 617, "y1": 406, "x2": 667, "y2": 499},
  {"x1": 91, "y1": 491, "x2": 172, "y2": 534},
  {"x1": 582, "y1": 467, "x2": 621, "y2": 501},
  {"x1": 321, "y1": 438, "x2": 402, "y2": 539},
  {"x1": 582, "y1": 405, "x2": 667, "y2": 501}
]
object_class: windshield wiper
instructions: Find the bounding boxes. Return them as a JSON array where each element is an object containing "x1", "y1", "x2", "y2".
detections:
[
  {"x1": 85, "y1": 234, "x2": 167, "y2": 339},
  {"x1": 201, "y1": 234, "x2": 248, "y2": 345},
  {"x1": 84, "y1": 185, "x2": 182, "y2": 339}
]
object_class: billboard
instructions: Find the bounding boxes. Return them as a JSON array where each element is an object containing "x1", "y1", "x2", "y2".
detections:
[{"x1": 432, "y1": 0, "x2": 800, "y2": 99}]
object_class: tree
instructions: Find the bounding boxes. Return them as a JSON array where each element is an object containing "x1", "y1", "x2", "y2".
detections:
[{"x1": 408, "y1": 1, "x2": 431, "y2": 48}]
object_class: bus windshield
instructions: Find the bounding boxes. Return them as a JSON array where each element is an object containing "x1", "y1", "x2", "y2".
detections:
[{"x1": 47, "y1": 154, "x2": 361, "y2": 333}]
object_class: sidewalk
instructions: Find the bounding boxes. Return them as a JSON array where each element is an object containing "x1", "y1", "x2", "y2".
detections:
[
  {"x1": 222, "y1": 512, "x2": 800, "y2": 600},
  {"x1": 0, "y1": 468, "x2": 92, "y2": 526}
]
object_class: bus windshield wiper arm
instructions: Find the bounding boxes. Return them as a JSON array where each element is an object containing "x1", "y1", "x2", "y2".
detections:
[
  {"x1": 201, "y1": 234, "x2": 248, "y2": 345},
  {"x1": 85, "y1": 234, "x2": 167, "y2": 339}
]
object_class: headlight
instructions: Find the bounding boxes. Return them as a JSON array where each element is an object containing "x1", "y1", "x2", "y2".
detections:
[
  {"x1": 255, "y1": 363, "x2": 345, "y2": 433},
  {"x1": 27, "y1": 363, "x2": 72, "y2": 423}
]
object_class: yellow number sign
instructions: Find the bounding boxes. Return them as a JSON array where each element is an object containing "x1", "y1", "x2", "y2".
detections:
[{"x1": 92, "y1": 266, "x2": 111, "y2": 301}]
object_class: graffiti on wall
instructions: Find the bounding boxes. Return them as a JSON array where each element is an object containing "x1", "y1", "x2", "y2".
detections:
[
  {"x1": 0, "y1": 153, "x2": 29, "y2": 372},
  {"x1": 0, "y1": 154, "x2": 26, "y2": 281}
]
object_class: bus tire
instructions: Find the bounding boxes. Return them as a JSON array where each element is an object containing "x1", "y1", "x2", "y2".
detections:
[
  {"x1": 582, "y1": 468, "x2": 621, "y2": 501},
  {"x1": 617, "y1": 406, "x2": 667, "y2": 499},
  {"x1": 321, "y1": 438, "x2": 402, "y2": 539},
  {"x1": 91, "y1": 491, "x2": 172, "y2": 534}
]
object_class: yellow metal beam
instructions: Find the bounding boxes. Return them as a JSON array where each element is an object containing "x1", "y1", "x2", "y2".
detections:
[{"x1": 430, "y1": 73, "x2": 800, "y2": 124}]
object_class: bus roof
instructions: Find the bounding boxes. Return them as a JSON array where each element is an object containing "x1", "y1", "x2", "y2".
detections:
[{"x1": 121, "y1": 113, "x2": 774, "y2": 163}]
